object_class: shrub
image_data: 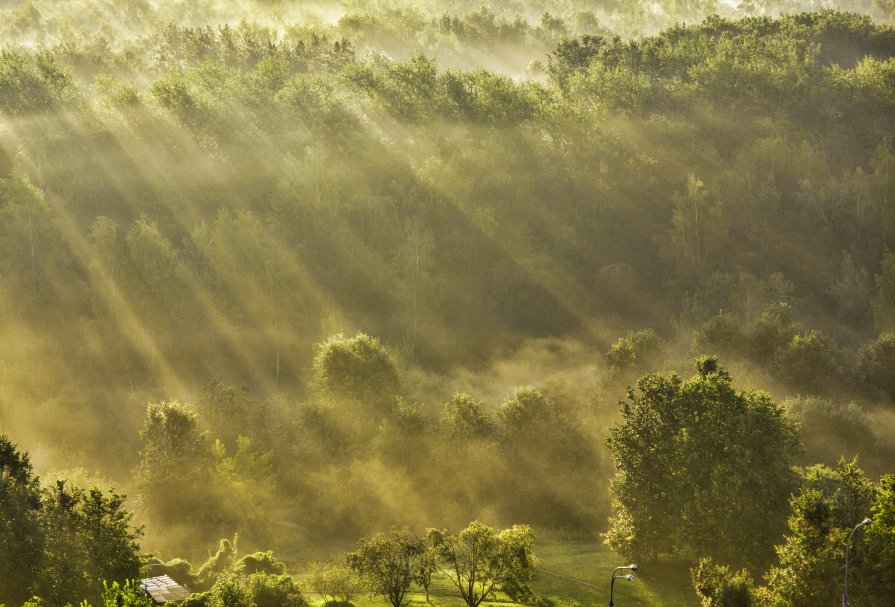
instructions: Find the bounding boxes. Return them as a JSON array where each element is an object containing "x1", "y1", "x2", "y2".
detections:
[
  {"x1": 691, "y1": 558, "x2": 755, "y2": 607},
  {"x1": 247, "y1": 573, "x2": 309, "y2": 607},
  {"x1": 606, "y1": 329, "x2": 664, "y2": 373}
]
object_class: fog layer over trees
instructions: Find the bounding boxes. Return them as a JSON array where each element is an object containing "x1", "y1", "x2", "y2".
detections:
[{"x1": 1, "y1": 1, "x2": 895, "y2": 605}]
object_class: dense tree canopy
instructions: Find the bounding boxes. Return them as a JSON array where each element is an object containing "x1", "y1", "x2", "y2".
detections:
[
  {"x1": 0, "y1": 436, "x2": 143, "y2": 607},
  {"x1": 756, "y1": 461, "x2": 894, "y2": 607},
  {"x1": 0, "y1": 436, "x2": 43, "y2": 606},
  {"x1": 1, "y1": 1, "x2": 894, "y2": 602}
]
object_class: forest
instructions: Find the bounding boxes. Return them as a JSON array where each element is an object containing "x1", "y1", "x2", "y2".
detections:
[{"x1": 1, "y1": 0, "x2": 895, "y2": 605}]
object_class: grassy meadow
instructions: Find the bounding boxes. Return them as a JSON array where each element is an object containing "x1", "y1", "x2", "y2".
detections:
[{"x1": 293, "y1": 534, "x2": 698, "y2": 607}]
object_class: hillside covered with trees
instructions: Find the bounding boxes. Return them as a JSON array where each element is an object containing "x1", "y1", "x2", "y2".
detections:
[{"x1": 2, "y1": 0, "x2": 895, "y2": 605}]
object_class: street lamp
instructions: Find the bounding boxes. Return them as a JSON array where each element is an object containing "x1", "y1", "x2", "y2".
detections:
[
  {"x1": 609, "y1": 564, "x2": 637, "y2": 607},
  {"x1": 843, "y1": 518, "x2": 872, "y2": 607}
]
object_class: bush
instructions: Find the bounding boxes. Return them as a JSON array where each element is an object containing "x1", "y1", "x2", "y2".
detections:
[
  {"x1": 247, "y1": 573, "x2": 309, "y2": 607},
  {"x1": 152, "y1": 558, "x2": 196, "y2": 586},
  {"x1": 691, "y1": 558, "x2": 755, "y2": 607},
  {"x1": 777, "y1": 330, "x2": 841, "y2": 392},
  {"x1": 440, "y1": 393, "x2": 492, "y2": 439},
  {"x1": 208, "y1": 574, "x2": 252, "y2": 607},
  {"x1": 606, "y1": 329, "x2": 664, "y2": 373},
  {"x1": 181, "y1": 593, "x2": 210, "y2": 607},
  {"x1": 194, "y1": 537, "x2": 239, "y2": 590},
  {"x1": 231, "y1": 552, "x2": 286, "y2": 576},
  {"x1": 308, "y1": 562, "x2": 365, "y2": 604},
  {"x1": 694, "y1": 312, "x2": 745, "y2": 360},
  {"x1": 786, "y1": 397, "x2": 877, "y2": 468},
  {"x1": 747, "y1": 302, "x2": 797, "y2": 363},
  {"x1": 312, "y1": 333, "x2": 400, "y2": 412},
  {"x1": 101, "y1": 581, "x2": 155, "y2": 607},
  {"x1": 856, "y1": 332, "x2": 895, "y2": 401}
]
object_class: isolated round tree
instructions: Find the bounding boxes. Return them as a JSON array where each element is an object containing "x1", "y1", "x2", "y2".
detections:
[
  {"x1": 606, "y1": 356, "x2": 800, "y2": 568},
  {"x1": 313, "y1": 333, "x2": 400, "y2": 412}
]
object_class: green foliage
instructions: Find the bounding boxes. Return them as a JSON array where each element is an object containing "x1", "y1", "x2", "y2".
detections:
[
  {"x1": 410, "y1": 549, "x2": 437, "y2": 603},
  {"x1": 830, "y1": 252, "x2": 871, "y2": 321},
  {"x1": 1, "y1": 435, "x2": 143, "y2": 607},
  {"x1": 135, "y1": 401, "x2": 214, "y2": 527},
  {"x1": 856, "y1": 332, "x2": 895, "y2": 401},
  {"x1": 427, "y1": 522, "x2": 536, "y2": 607},
  {"x1": 747, "y1": 302, "x2": 798, "y2": 364},
  {"x1": 439, "y1": 393, "x2": 492, "y2": 439},
  {"x1": 125, "y1": 217, "x2": 176, "y2": 285},
  {"x1": 231, "y1": 552, "x2": 286, "y2": 577},
  {"x1": 0, "y1": 435, "x2": 43, "y2": 606},
  {"x1": 0, "y1": 170, "x2": 67, "y2": 301},
  {"x1": 388, "y1": 397, "x2": 428, "y2": 435},
  {"x1": 605, "y1": 329, "x2": 664, "y2": 373},
  {"x1": 100, "y1": 581, "x2": 154, "y2": 607},
  {"x1": 496, "y1": 387, "x2": 555, "y2": 439},
  {"x1": 195, "y1": 537, "x2": 239, "y2": 591},
  {"x1": 207, "y1": 573, "x2": 253, "y2": 607},
  {"x1": 758, "y1": 460, "x2": 884, "y2": 607},
  {"x1": 347, "y1": 529, "x2": 425, "y2": 607},
  {"x1": 864, "y1": 475, "x2": 895, "y2": 603},
  {"x1": 1, "y1": 2, "x2": 895, "y2": 580},
  {"x1": 548, "y1": 35, "x2": 605, "y2": 90},
  {"x1": 180, "y1": 593, "x2": 210, "y2": 607},
  {"x1": 0, "y1": 50, "x2": 71, "y2": 114},
  {"x1": 198, "y1": 381, "x2": 275, "y2": 454},
  {"x1": 694, "y1": 312, "x2": 745, "y2": 359},
  {"x1": 307, "y1": 561, "x2": 365, "y2": 604},
  {"x1": 785, "y1": 397, "x2": 880, "y2": 470},
  {"x1": 776, "y1": 329, "x2": 841, "y2": 392},
  {"x1": 606, "y1": 358, "x2": 800, "y2": 569},
  {"x1": 493, "y1": 385, "x2": 604, "y2": 528},
  {"x1": 873, "y1": 251, "x2": 895, "y2": 330},
  {"x1": 313, "y1": 333, "x2": 401, "y2": 412},
  {"x1": 691, "y1": 558, "x2": 755, "y2": 607},
  {"x1": 146, "y1": 558, "x2": 196, "y2": 587},
  {"x1": 246, "y1": 573, "x2": 308, "y2": 607}
]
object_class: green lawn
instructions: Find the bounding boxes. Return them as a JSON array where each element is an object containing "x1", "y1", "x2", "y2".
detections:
[
  {"x1": 531, "y1": 539, "x2": 697, "y2": 607},
  {"x1": 293, "y1": 533, "x2": 698, "y2": 607}
]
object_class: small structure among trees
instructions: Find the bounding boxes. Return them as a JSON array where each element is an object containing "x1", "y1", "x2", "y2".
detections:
[{"x1": 140, "y1": 575, "x2": 191, "y2": 605}]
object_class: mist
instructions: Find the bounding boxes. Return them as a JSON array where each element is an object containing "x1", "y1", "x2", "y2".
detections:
[{"x1": 1, "y1": 1, "x2": 895, "y2": 604}]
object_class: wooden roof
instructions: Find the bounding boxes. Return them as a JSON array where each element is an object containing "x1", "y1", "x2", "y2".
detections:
[{"x1": 140, "y1": 575, "x2": 191, "y2": 604}]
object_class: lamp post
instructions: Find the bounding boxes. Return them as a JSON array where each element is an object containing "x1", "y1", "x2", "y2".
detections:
[
  {"x1": 843, "y1": 518, "x2": 872, "y2": 607},
  {"x1": 609, "y1": 564, "x2": 637, "y2": 607}
]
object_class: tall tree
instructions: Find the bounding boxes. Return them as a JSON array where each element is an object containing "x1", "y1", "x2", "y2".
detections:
[
  {"x1": 605, "y1": 357, "x2": 800, "y2": 569},
  {"x1": 0, "y1": 435, "x2": 43, "y2": 605},
  {"x1": 135, "y1": 401, "x2": 213, "y2": 525}
]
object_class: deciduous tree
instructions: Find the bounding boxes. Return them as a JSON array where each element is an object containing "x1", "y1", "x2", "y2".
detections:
[
  {"x1": 347, "y1": 529, "x2": 424, "y2": 607},
  {"x1": 312, "y1": 333, "x2": 400, "y2": 413},
  {"x1": 605, "y1": 357, "x2": 800, "y2": 568},
  {"x1": 427, "y1": 522, "x2": 536, "y2": 607}
]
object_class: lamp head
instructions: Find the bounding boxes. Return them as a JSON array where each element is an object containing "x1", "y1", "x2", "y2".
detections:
[
  {"x1": 629, "y1": 564, "x2": 638, "y2": 571},
  {"x1": 625, "y1": 575, "x2": 634, "y2": 581},
  {"x1": 863, "y1": 518, "x2": 872, "y2": 525}
]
